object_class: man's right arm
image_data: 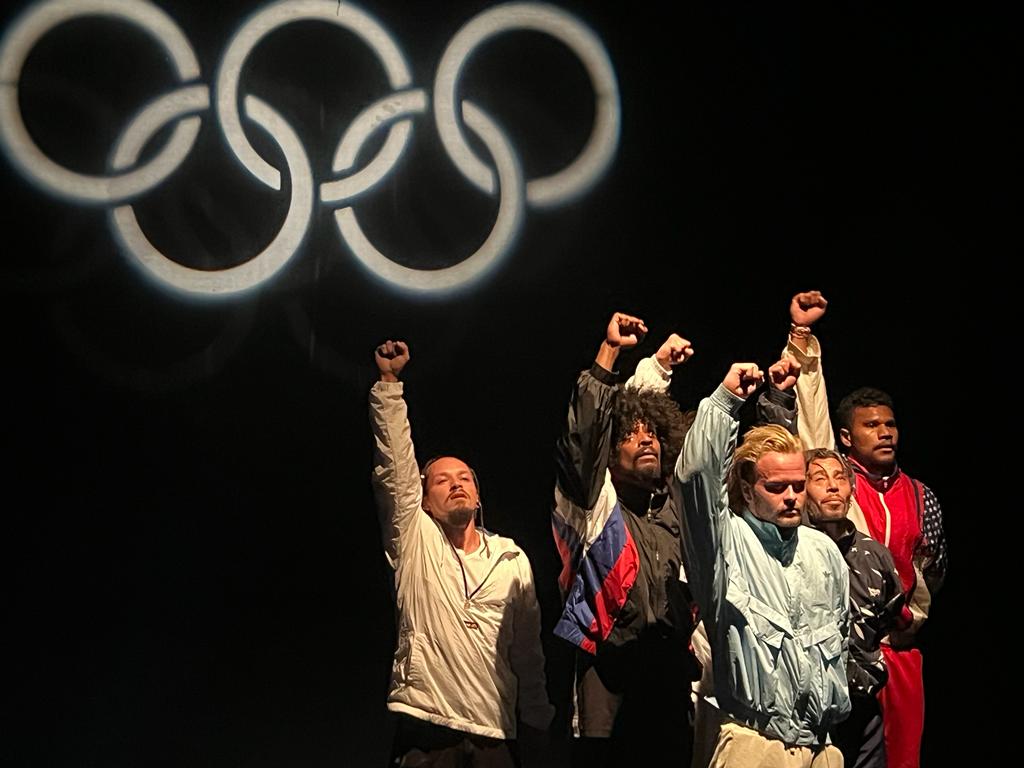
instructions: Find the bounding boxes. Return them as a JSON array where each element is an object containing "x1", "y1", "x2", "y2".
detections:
[
  {"x1": 554, "y1": 312, "x2": 649, "y2": 514},
  {"x1": 785, "y1": 291, "x2": 836, "y2": 451},
  {"x1": 369, "y1": 340, "x2": 422, "y2": 569},
  {"x1": 554, "y1": 364, "x2": 619, "y2": 514},
  {"x1": 674, "y1": 364, "x2": 762, "y2": 618}
]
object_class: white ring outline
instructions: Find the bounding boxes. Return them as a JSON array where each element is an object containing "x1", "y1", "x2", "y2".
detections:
[
  {"x1": 216, "y1": 0, "x2": 412, "y2": 191},
  {"x1": 0, "y1": 1, "x2": 622, "y2": 297},
  {"x1": 0, "y1": 0, "x2": 201, "y2": 204},
  {"x1": 319, "y1": 88, "x2": 424, "y2": 204},
  {"x1": 109, "y1": 91, "x2": 314, "y2": 297},
  {"x1": 434, "y1": 1, "x2": 620, "y2": 208},
  {"x1": 332, "y1": 94, "x2": 524, "y2": 295}
]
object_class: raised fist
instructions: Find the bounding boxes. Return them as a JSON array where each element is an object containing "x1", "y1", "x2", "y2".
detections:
[
  {"x1": 375, "y1": 340, "x2": 410, "y2": 381},
  {"x1": 767, "y1": 358, "x2": 801, "y2": 392},
  {"x1": 606, "y1": 312, "x2": 648, "y2": 349},
  {"x1": 722, "y1": 363, "x2": 764, "y2": 399},
  {"x1": 790, "y1": 291, "x2": 828, "y2": 327},
  {"x1": 656, "y1": 334, "x2": 694, "y2": 369}
]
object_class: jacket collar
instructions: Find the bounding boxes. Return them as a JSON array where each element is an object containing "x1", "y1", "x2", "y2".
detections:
[
  {"x1": 742, "y1": 509, "x2": 799, "y2": 565},
  {"x1": 849, "y1": 455, "x2": 902, "y2": 492},
  {"x1": 807, "y1": 517, "x2": 857, "y2": 555}
]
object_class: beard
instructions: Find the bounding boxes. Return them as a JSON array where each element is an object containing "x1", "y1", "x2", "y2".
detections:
[
  {"x1": 443, "y1": 504, "x2": 476, "y2": 528},
  {"x1": 806, "y1": 497, "x2": 847, "y2": 523},
  {"x1": 629, "y1": 460, "x2": 663, "y2": 487},
  {"x1": 641, "y1": 461, "x2": 662, "y2": 480}
]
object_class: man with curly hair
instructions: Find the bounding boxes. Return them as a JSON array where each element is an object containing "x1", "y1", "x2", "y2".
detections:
[{"x1": 552, "y1": 312, "x2": 698, "y2": 766}]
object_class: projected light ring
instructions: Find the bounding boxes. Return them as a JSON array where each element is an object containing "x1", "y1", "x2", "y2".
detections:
[
  {"x1": 0, "y1": 0, "x2": 622, "y2": 297},
  {"x1": 216, "y1": 0, "x2": 413, "y2": 192},
  {"x1": 319, "y1": 89, "x2": 424, "y2": 204},
  {"x1": 433, "y1": 2, "x2": 620, "y2": 208},
  {"x1": 0, "y1": 0, "x2": 201, "y2": 204},
  {"x1": 332, "y1": 95, "x2": 523, "y2": 295},
  {"x1": 109, "y1": 91, "x2": 313, "y2": 296}
]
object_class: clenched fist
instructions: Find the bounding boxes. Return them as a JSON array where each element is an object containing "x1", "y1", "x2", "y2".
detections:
[{"x1": 375, "y1": 340, "x2": 410, "y2": 382}]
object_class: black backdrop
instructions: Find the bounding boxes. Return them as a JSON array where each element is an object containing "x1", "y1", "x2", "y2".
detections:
[{"x1": 4, "y1": 1, "x2": 992, "y2": 765}]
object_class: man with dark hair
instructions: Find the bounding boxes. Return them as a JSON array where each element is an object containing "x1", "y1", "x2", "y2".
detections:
[
  {"x1": 370, "y1": 340, "x2": 554, "y2": 767},
  {"x1": 786, "y1": 292, "x2": 948, "y2": 768},
  {"x1": 834, "y1": 387, "x2": 945, "y2": 768},
  {"x1": 552, "y1": 312, "x2": 698, "y2": 766},
  {"x1": 675, "y1": 361, "x2": 850, "y2": 767},
  {"x1": 804, "y1": 448, "x2": 909, "y2": 768}
]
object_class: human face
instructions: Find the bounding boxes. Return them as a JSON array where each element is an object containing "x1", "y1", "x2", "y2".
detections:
[
  {"x1": 422, "y1": 457, "x2": 479, "y2": 529},
  {"x1": 743, "y1": 451, "x2": 806, "y2": 529},
  {"x1": 612, "y1": 421, "x2": 662, "y2": 488},
  {"x1": 805, "y1": 457, "x2": 852, "y2": 523},
  {"x1": 841, "y1": 405, "x2": 898, "y2": 474}
]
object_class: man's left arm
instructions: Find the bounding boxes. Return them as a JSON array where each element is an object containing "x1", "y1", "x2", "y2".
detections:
[
  {"x1": 510, "y1": 553, "x2": 556, "y2": 734},
  {"x1": 625, "y1": 333, "x2": 694, "y2": 392},
  {"x1": 834, "y1": 550, "x2": 853, "y2": 719},
  {"x1": 847, "y1": 541, "x2": 907, "y2": 696},
  {"x1": 758, "y1": 358, "x2": 801, "y2": 433},
  {"x1": 918, "y1": 484, "x2": 947, "y2": 595}
]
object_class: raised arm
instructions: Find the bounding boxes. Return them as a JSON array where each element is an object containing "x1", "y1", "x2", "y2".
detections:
[
  {"x1": 785, "y1": 291, "x2": 836, "y2": 451},
  {"x1": 675, "y1": 363, "x2": 763, "y2": 617},
  {"x1": 757, "y1": 357, "x2": 802, "y2": 433},
  {"x1": 627, "y1": 332, "x2": 694, "y2": 392},
  {"x1": 369, "y1": 340, "x2": 423, "y2": 569},
  {"x1": 555, "y1": 313, "x2": 647, "y2": 511}
]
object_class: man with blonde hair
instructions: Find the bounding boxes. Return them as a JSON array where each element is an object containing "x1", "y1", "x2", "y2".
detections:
[{"x1": 676, "y1": 361, "x2": 851, "y2": 767}]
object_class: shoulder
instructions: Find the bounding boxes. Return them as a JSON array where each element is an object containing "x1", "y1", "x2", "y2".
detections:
[
  {"x1": 853, "y1": 531, "x2": 896, "y2": 565},
  {"x1": 800, "y1": 526, "x2": 847, "y2": 565},
  {"x1": 901, "y1": 470, "x2": 938, "y2": 500},
  {"x1": 485, "y1": 530, "x2": 529, "y2": 561},
  {"x1": 919, "y1": 482, "x2": 940, "y2": 506}
]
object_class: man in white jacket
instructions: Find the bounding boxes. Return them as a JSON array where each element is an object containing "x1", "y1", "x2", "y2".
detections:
[{"x1": 370, "y1": 340, "x2": 554, "y2": 767}]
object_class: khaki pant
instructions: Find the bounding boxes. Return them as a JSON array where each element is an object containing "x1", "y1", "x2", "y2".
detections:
[{"x1": 709, "y1": 721, "x2": 843, "y2": 768}]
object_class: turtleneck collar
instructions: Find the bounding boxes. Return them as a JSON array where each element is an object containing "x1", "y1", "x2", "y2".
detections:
[{"x1": 741, "y1": 509, "x2": 799, "y2": 565}]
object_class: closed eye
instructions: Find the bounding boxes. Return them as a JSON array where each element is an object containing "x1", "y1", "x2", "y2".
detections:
[{"x1": 762, "y1": 481, "x2": 805, "y2": 493}]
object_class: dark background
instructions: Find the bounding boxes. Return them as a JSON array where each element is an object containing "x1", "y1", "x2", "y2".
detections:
[{"x1": 5, "y1": 1, "x2": 995, "y2": 765}]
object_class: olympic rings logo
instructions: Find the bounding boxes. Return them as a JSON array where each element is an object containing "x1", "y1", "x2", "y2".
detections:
[{"x1": 0, "y1": 0, "x2": 620, "y2": 297}]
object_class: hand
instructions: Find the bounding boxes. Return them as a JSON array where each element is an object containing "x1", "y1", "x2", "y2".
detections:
[
  {"x1": 722, "y1": 363, "x2": 763, "y2": 399},
  {"x1": 656, "y1": 333, "x2": 694, "y2": 369},
  {"x1": 790, "y1": 291, "x2": 828, "y2": 327},
  {"x1": 375, "y1": 340, "x2": 409, "y2": 382},
  {"x1": 605, "y1": 312, "x2": 647, "y2": 349},
  {"x1": 768, "y1": 358, "x2": 801, "y2": 392}
]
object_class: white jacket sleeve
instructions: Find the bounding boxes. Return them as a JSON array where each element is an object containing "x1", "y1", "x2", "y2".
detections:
[
  {"x1": 369, "y1": 380, "x2": 425, "y2": 570},
  {"x1": 785, "y1": 334, "x2": 836, "y2": 451},
  {"x1": 625, "y1": 354, "x2": 672, "y2": 392},
  {"x1": 510, "y1": 553, "x2": 556, "y2": 730}
]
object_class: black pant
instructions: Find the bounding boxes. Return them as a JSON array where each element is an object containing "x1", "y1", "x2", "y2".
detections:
[{"x1": 832, "y1": 695, "x2": 887, "y2": 768}]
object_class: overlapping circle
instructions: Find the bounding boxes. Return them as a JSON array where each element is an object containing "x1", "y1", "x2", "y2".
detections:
[{"x1": 0, "y1": 0, "x2": 620, "y2": 297}]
